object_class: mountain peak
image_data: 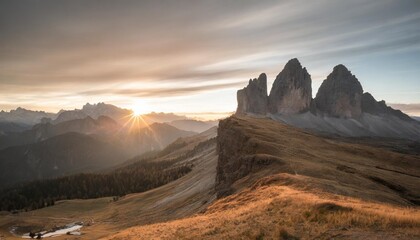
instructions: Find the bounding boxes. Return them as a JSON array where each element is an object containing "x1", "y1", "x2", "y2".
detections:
[
  {"x1": 257, "y1": 73, "x2": 267, "y2": 82},
  {"x1": 314, "y1": 65, "x2": 363, "y2": 118},
  {"x1": 333, "y1": 64, "x2": 349, "y2": 72},
  {"x1": 249, "y1": 73, "x2": 267, "y2": 87},
  {"x1": 268, "y1": 58, "x2": 312, "y2": 114},
  {"x1": 12, "y1": 107, "x2": 30, "y2": 113},
  {"x1": 284, "y1": 58, "x2": 302, "y2": 69},
  {"x1": 82, "y1": 102, "x2": 107, "y2": 110},
  {"x1": 236, "y1": 73, "x2": 268, "y2": 115}
]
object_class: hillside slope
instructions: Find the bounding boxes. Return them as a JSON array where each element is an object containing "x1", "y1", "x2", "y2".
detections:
[
  {"x1": 107, "y1": 116, "x2": 420, "y2": 239},
  {"x1": 216, "y1": 116, "x2": 420, "y2": 205},
  {"x1": 0, "y1": 127, "x2": 218, "y2": 239},
  {"x1": 0, "y1": 116, "x2": 119, "y2": 150}
]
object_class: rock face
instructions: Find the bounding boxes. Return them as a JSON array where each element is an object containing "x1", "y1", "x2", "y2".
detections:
[
  {"x1": 216, "y1": 117, "x2": 276, "y2": 198},
  {"x1": 236, "y1": 73, "x2": 268, "y2": 115},
  {"x1": 235, "y1": 58, "x2": 415, "y2": 125},
  {"x1": 314, "y1": 64, "x2": 363, "y2": 118},
  {"x1": 361, "y1": 92, "x2": 413, "y2": 121},
  {"x1": 268, "y1": 58, "x2": 312, "y2": 114}
]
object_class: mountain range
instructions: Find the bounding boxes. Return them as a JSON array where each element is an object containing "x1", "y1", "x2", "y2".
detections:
[
  {"x1": 237, "y1": 58, "x2": 420, "y2": 140},
  {"x1": 0, "y1": 103, "x2": 216, "y2": 188},
  {"x1": 0, "y1": 115, "x2": 197, "y2": 187},
  {"x1": 0, "y1": 102, "x2": 216, "y2": 130}
]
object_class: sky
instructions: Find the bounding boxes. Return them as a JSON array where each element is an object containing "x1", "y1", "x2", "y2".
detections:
[{"x1": 1, "y1": 0, "x2": 420, "y2": 116}]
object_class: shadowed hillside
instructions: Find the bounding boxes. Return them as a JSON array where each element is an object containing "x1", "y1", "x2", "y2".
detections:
[
  {"x1": 0, "y1": 127, "x2": 218, "y2": 239},
  {"x1": 0, "y1": 132, "x2": 128, "y2": 188}
]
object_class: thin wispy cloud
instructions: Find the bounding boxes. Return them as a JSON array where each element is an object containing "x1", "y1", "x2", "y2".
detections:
[{"x1": 0, "y1": 0, "x2": 419, "y2": 112}]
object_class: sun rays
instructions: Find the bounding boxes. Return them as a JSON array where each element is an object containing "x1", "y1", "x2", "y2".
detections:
[{"x1": 116, "y1": 108, "x2": 164, "y2": 151}]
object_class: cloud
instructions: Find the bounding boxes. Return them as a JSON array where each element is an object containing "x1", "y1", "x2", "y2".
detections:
[
  {"x1": 0, "y1": 0, "x2": 420, "y2": 112},
  {"x1": 77, "y1": 81, "x2": 243, "y2": 98}
]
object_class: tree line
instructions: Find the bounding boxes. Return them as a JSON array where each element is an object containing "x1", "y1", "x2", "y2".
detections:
[{"x1": 0, "y1": 159, "x2": 191, "y2": 211}]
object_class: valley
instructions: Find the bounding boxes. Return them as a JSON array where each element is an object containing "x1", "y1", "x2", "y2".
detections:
[{"x1": 0, "y1": 127, "x2": 218, "y2": 239}]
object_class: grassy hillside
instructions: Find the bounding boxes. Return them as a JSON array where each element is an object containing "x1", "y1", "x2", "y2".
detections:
[
  {"x1": 107, "y1": 116, "x2": 420, "y2": 239},
  {"x1": 216, "y1": 116, "x2": 420, "y2": 205},
  {"x1": 105, "y1": 173, "x2": 420, "y2": 239}
]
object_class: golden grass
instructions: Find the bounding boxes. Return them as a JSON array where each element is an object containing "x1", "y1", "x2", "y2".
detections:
[{"x1": 105, "y1": 173, "x2": 420, "y2": 240}]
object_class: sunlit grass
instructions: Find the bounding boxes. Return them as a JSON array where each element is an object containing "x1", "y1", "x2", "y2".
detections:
[{"x1": 105, "y1": 173, "x2": 420, "y2": 240}]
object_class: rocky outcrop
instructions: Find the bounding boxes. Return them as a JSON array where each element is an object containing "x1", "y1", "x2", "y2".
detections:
[
  {"x1": 236, "y1": 73, "x2": 268, "y2": 115},
  {"x1": 268, "y1": 58, "x2": 312, "y2": 114},
  {"x1": 314, "y1": 65, "x2": 363, "y2": 118},
  {"x1": 362, "y1": 92, "x2": 413, "y2": 121},
  {"x1": 216, "y1": 117, "x2": 277, "y2": 198},
  {"x1": 235, "y1": 59, "x2": 415, "y2": 125}
]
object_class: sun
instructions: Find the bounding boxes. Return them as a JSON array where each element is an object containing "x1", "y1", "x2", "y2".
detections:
[
  {"x1": 131, "y1": 103, "x2": 148, "y2": 117},
  {"x1": 129, "y1": 100, "x2": 150, "y2": 117},
  {"x1": 132, "y1": 106, "x2": 143, "y2": 117}
]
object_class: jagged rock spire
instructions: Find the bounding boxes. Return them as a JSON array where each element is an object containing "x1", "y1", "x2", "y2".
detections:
[
  {"x1": 236, "y1": 73, "x2": 268, "y2": 115},
  {"x1": 314, "y1": 64, "x2": 363, "y2": 118},
  {"x1": 268, "y1": 58, "x2": 312, "y2": 114}
]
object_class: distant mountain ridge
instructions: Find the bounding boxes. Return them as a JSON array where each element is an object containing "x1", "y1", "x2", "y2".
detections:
[
  {"x1": 0, "y1": 132, "x2": 128, "y2": 189},
  {"x1": 0, "y1": 103, "x2": 194, "y2": 128},
  {"x1": 0, "y1": 107, "x2": 55, "y2": 126},
  {"x1": 53, "y1": 102, "x2": 132, "y2": 124},
  {"x1": 0, "y1": 115, "x2": 119, "y2": 150},
  {"x1": 236, "y1": 58, "x2": 420, "y2": 140}
]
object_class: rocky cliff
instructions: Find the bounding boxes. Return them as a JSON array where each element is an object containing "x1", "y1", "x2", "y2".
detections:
[
  {"x1": 314, "y1": 64, "x2": 363, "y2": 118},
  {"x1": 216, "y1": 117, "x2": 279, "y2": 198},
  {"x1": 268, "y1": 58, "x2": 312, "y2": 114},
  {"x1": 236, "y1": 73, "x2": 268, "y2": 115}
]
